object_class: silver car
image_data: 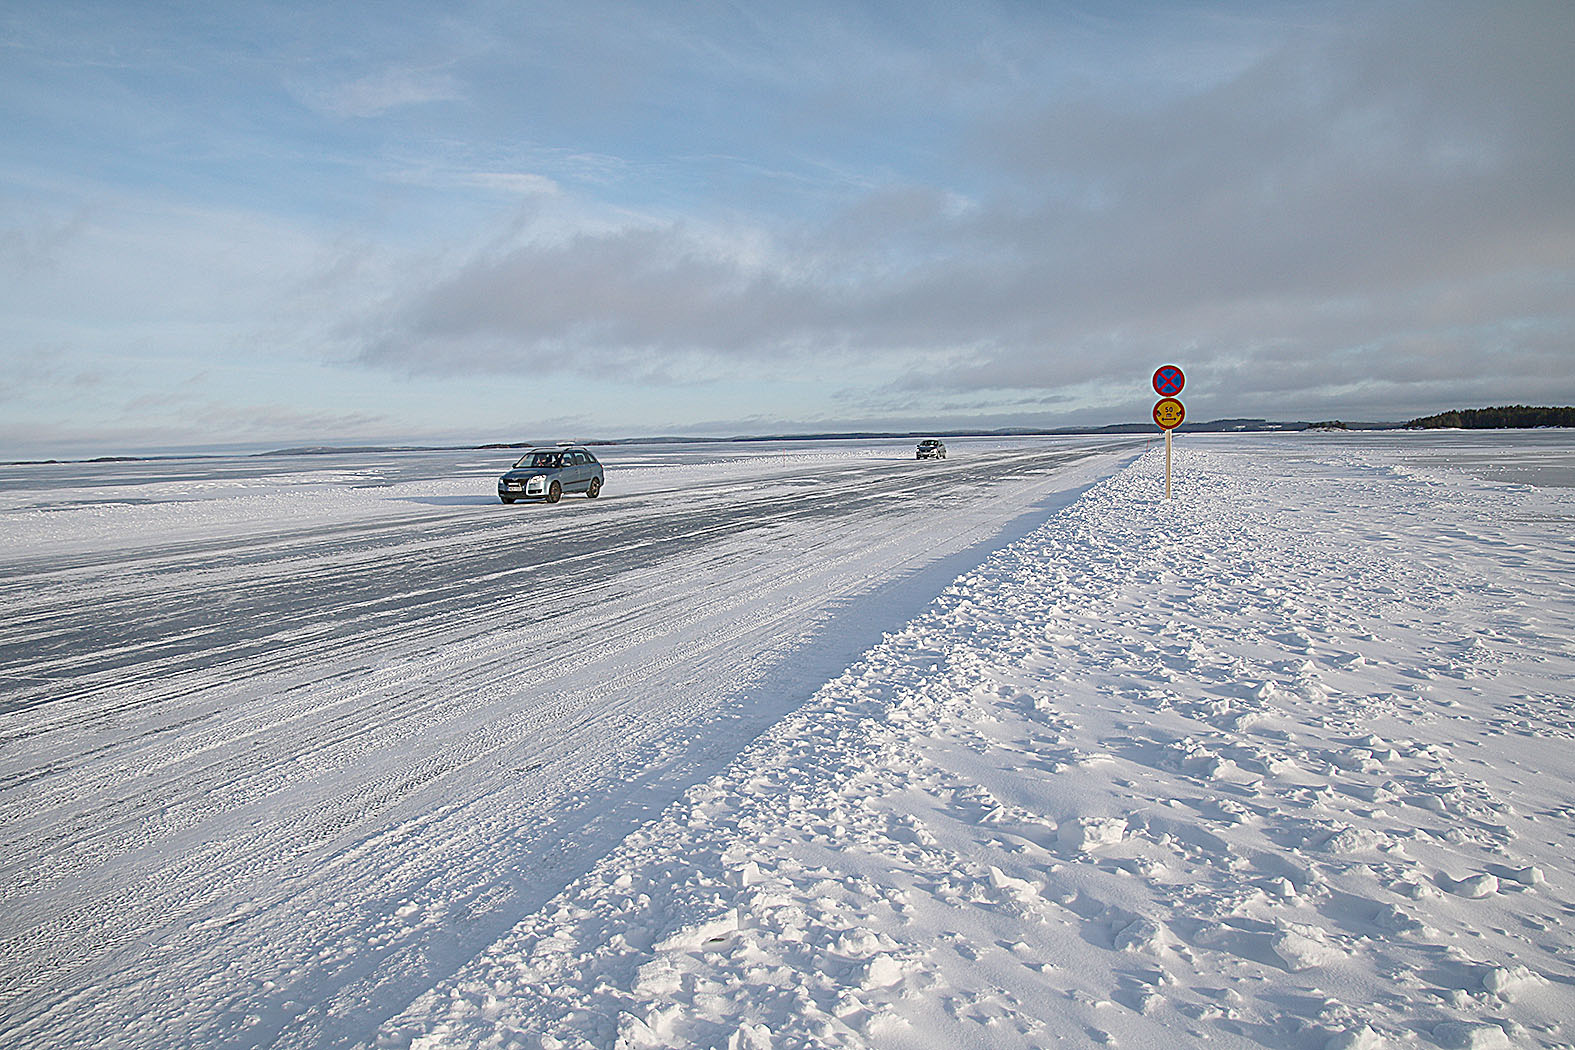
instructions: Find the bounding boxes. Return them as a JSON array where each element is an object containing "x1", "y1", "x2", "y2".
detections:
[{"x1": 498, "y1": 447, "x2": 605, "y2": 504}]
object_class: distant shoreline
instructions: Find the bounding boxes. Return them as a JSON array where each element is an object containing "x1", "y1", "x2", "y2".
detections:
[
  {"x1": 11, "y1": 413, "x2": 1575, "y2": 467},
  {"x1": 1, "y1": 419, "x2": 1355, "y2": 466}
]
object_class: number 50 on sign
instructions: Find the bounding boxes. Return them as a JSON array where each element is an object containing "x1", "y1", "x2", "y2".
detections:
[{"x1": 1153, "y1": 398, "x2": 1185, "y2": 429}]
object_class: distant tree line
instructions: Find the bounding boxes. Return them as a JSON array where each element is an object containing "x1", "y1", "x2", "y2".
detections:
[{"x1": 1404, "y1": 406, "x2": 1575, "y2": 430}]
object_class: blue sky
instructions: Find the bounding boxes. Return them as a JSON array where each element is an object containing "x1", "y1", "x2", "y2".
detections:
[{"x1": 2, "y1": 1, "x2": 1572, "y2": 457}]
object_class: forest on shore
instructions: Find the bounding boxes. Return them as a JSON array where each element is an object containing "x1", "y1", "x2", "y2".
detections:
[{"x1": 1404, "y1": 405, "x2": 1575, "y2": 429}]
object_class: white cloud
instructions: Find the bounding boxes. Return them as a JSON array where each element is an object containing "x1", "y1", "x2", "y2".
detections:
[
  {"x1": 459, "y1": 172, "x2": 562, "y2": 196},
  {"x1": 304, "y1": 66, "x2": 465, "y2": 119}
]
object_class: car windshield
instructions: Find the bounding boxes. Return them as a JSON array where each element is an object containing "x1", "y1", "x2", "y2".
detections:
[{"x1": 514, "y1": 452, "x2": 563, "y2": 469}]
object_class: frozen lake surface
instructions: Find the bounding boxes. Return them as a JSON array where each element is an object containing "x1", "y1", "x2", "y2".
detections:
[
  {"x1": 1259, "y1": 428, "x2": 1575, "y2": 489},
  {"x1": 3, "y1": 430, "x2": 1572, "y2": 1050}
]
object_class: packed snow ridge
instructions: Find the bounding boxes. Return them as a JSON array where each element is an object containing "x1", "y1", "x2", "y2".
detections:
[{"x1": 378, "y1": 442, "x2": 1575, "y2": 1050}]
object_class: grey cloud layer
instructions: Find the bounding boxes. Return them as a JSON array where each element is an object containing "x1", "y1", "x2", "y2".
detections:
[{"x1": 352, "y1": 3, "x2": 1573, "y2": 419}]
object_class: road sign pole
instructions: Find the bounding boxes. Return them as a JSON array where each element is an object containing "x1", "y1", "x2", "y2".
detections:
[
  {"x1": 1151, "y1": 382, "x2": 1185, "y2": 500},
  {"x1": 1165, "y1": 429, "x2": 1172, "y2": 500}
]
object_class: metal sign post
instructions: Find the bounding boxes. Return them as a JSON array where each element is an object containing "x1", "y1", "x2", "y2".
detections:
[{"x1": 1151, "y1": 365, "x2": 1186, "y2": 499}]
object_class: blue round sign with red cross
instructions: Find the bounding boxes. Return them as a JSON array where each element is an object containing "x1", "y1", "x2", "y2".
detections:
[{"x1": 1153, "y1": 364, "x2": 1186, "y2": 397}]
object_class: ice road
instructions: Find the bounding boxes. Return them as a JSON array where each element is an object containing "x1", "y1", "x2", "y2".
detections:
[{"x1": 0, "y1": 436, "x2": 1139, "y2": 1050}]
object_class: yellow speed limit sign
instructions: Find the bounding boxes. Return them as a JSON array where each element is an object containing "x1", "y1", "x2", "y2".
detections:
[{"x1": 1153, "y1": 397, "x2": 1185, "y2": 430}]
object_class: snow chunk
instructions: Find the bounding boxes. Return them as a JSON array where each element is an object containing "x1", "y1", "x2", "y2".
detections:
[
  {"x1": 1330, "y1": 748, "x2": 1382, "y2": 773},
  {"x1": 632, "y1": 957, "x2": 683, "y2": 996},
  {"x1": 728, "y1": 1023, "x2": 774, "y2": 1050},
  {"x1": 618, "y1": 1009, "x2": 675, "y2": 1047},
  {"x1": 1325, "y1": 1025, "x2": 1386, "y2": 1050},
  {"x1": 1266, "y1": 877, "x2": 1298, "y2": 899},
  {"x1": 833, "y1": 928, "x2": 884, "y2": 957},
  {"x1": 1505, "y1": 864, "x2": 1544, "y2": 886},
  {"x1": 987, "y1": 865, "x2": 1042, "y2": 902},
  {"x1": 1271, "y1": 924, "x2": 1335, "y2": 972},
  {"x1": 863, "y1": 953, "x2": 907, "y2": 988},
  {"x1": 1112, "y1": 917, "x2": 1168, "y2": 954},
  {"x1": 1058, "y1": 816, "x2": 1127, "y2": 852},
  {"x1": 1446, "y1": 873, "x2": 1500, "y2": 899},
  {"x1": 1319, "y1": 825, "x2": 1385, "y2": 854},
  {"x1": 1432, "y1": 1021, "x2": 1510, "y2": 1049},
  {"x1": 1373, "y1": 903, "x2": 1429, "y2": 936},
  {"x1": 653, "y1": 912, "x2": 738, "y2": 952},
  {"x1": 1482, "y1": 964, "x2": 1545, "y2": 1000}
]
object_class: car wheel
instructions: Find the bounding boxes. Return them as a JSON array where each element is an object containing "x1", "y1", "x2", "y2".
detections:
[
  {"x1": 501, "y1": 496, "x2": 515, "y2": 504},
  {"x1": 587, "y1": 476, "x2": 602, "y2": 498},
  {"x1": 546, "y1": 480, "x2": 562, "y2": 503}
]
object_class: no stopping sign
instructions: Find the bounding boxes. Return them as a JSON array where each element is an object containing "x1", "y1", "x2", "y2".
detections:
[{"x1": 1152, "y1": 365, "x2": 1185, "y2": 397}]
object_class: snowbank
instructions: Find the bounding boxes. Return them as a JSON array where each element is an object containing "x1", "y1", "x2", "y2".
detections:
[{"x1": 378, "y1": 440, "x2": 1575, "y2": 1050}]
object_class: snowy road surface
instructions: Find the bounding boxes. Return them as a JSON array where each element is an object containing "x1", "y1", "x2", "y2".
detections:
[{"x1": 0, "y1": 436, "x2": 1138, "y2": 1049}]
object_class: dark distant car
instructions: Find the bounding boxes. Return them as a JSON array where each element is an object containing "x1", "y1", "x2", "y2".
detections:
[
  {"x1": 498, "y1": 447, "x2": 604, "y2": 504},
  {"x1": 916, "y1": 439, "x2": 947, "y2": 460}
]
